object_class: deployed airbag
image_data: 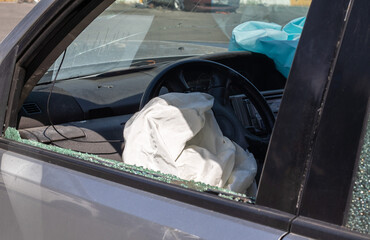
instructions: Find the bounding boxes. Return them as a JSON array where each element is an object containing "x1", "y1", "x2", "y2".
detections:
[
  {"x1": 122, "y1": 93, "x2": 257, "y2": 193},
  {"x1": 229, "y1": 17, "x2": 306, "y2": 78}
]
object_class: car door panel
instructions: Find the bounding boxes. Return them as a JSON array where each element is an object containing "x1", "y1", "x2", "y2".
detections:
[
  {"x1": 282, "y1": 233, "x2": 314, "y2": 240},
  {"x1": 0, "y1": 150, "x2": 287, "y2": 240}
]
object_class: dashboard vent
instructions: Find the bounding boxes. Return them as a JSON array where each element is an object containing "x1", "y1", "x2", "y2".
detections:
[{"x1": 23, "y1": 103, "x2": 41, "y2": 115}]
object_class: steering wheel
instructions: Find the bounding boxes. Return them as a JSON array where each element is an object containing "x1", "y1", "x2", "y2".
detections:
[{"x1": 140, "y1": 59, "x2": 275, "y2": 151}]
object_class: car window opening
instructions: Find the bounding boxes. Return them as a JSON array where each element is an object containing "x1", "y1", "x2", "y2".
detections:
[{"x1": 12, "y1": 1, "x2": 311, "y2": 204}]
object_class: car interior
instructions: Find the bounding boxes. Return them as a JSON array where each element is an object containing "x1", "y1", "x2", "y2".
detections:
[
  {"x1": 17, "y1": 51, "x2": 285, "y2": 185},
  {"x1": 13, "y1": 2, "x2": 306, "y2": 195}
]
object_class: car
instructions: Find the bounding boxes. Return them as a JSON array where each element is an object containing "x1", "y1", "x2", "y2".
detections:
[
  {"x1": 181, "y1": 0, "x2": 240, "y2": 12},
  {"x1": 0, "y1": 0, "x2": 369, "y2": 239},
  {"x1": 143, "y1": 0, "x2": 239, "y2": 11}
]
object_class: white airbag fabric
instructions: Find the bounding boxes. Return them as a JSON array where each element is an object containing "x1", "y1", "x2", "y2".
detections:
[{"x1": 122, "y1": 93, "x2": 257, "y2": 193}]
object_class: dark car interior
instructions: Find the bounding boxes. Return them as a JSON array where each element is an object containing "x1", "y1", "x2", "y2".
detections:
[{"x1": 17, "y1": 51, "x2": 286, "y2": 182}]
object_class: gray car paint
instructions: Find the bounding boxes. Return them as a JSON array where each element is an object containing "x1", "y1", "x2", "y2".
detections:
[{"x1": 0, "y1": 149, "x2": 287, "y2": 239}]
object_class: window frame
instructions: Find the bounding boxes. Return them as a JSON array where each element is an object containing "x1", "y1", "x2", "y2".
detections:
[
  {"x1": 257, "y1": 0, "x2": 370, "y2": 238},
  {"x1": 295, "y1": 0, "x2": 370, "y2": 226}
]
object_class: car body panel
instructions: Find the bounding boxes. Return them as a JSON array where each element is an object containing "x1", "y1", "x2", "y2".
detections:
[
  {"x1": 0, "y1": 149, "x2": 286, "y2": 240},
  {"x1": 283, "y1": 233, "x2": 313, "y2": 240}
]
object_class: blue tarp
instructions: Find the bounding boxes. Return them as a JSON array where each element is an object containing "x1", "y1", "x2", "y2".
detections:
[{"x1": 229, "y1": 17, "x2": 306, "y2": 78}]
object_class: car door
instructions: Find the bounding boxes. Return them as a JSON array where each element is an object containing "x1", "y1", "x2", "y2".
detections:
[{"x1": 0, "y1": 0, "x2": 368, "y2": 239}]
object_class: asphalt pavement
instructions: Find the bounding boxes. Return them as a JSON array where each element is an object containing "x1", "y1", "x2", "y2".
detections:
[{"x1": 0, "y1": 2, "x2": 36, "y2": 42}]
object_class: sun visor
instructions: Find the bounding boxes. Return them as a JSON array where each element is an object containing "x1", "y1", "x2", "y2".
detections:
[{"x1": 122, "y1": 92, "x2": 257, "y2": 193}]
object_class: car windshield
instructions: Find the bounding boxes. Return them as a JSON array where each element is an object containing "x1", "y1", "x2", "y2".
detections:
[{"x1": 40, "y1": 1, "x2": 310, "y2": 83}]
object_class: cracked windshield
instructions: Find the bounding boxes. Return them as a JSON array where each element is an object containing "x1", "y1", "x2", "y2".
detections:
[{"x1": 45, "y1": 0, "x2": 310, "y2": 81}]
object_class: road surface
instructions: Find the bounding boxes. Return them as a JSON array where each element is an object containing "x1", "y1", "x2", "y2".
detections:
[{"x1": 0, "y1": 2, "x2": 36, "y2": 42}]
